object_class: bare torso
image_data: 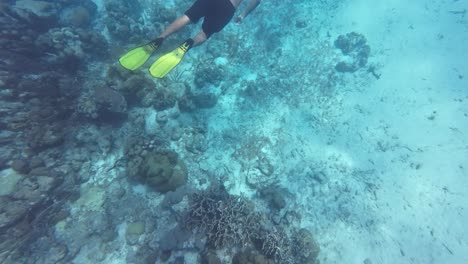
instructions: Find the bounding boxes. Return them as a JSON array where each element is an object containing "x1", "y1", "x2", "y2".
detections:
[{"x1": 230, "y1": 0, "x2": 244, "y2": 8}]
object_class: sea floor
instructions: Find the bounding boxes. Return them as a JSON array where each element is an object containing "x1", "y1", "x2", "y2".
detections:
[
  {"x1": 80, "y1": 0, "x2": 468, "y2": 263},
  {"x1": 1, "y1": 0, "x2": 467, "y2": 263}
]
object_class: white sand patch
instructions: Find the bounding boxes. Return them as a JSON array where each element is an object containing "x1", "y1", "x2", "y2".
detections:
[{"x1": 315, "y1": 0, "x2": 468, "y2": 263}]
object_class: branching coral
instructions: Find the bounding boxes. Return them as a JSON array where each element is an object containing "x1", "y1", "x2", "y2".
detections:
[
  {"x1": 184, "y1": 185, "x2": 320, "y2": 264},
  {"x1": 185, "y1": 186, "x2": 262, "y2": 249},
  {"x1": 259, "y1": 228, "x2": 293, "y2": 264}
]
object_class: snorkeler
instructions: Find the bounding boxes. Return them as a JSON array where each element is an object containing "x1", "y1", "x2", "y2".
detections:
[{"x1": 119, "y1": 0, "x2": 261, "y2": 78}]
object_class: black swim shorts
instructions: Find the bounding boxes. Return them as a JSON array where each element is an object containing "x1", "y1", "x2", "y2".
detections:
[{"x1": 185, "y1": 0, "x2": 235, "y2": 38}]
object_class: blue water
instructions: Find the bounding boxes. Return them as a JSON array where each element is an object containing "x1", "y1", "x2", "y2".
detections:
[{"x1": 0, "y1": 0, "x2": 467, "y2": 263}]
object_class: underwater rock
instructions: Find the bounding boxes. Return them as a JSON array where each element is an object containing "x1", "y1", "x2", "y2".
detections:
[
  {"x1": 185, "y1": 133, "x2": 208, "y2": 154},
  {"x1": 35, "y1": 27, "x2": 85, "y2": 63},
  {"x1": 76, "y1": 95, "x2": 99, "y2": 119},
  {"x1": 166, "y1": 82, "x2": 187, "y2": 98},
  {"x1": 0, "y1": 169, "x2": 23, "y2": 196},
  {"x1": 0, "y1": 158, "x2": 7, "y2": 170},
  {"x1": 292, "y1": 228, "x2": 320, "y2": 264},
  {"x1": 126, "y1": 222, "x2": 146, "y2": 245},
  {"x1": 191, "y1": 89, "x2": 219, "y2": 108},
  {"x1": 104, "y1": 0, "x2": 144, "y2": 42},
  {"x1": 101, "y1": 229, "x2": 118, "y2": 243},
  {"x1": 246, "y1": 168, "x2": 278, "y2": 190},
  {"x1": 168, "y1": 123, "x2": 183, "y2": 141},
  {"x1": 94, "y1": 85, "x2": 127, "y2": 113},
  {"x1": 75, "y1": 28, "x2": 109, "y2": 57},
  {"x1": 59, "y1": 6, "x2": 92, "y2": 28},
  {"x1": 135, "y1": 150, "x2": 188, "y2": 193},
  {"x1": 14, "y1": 173, "x2": 61, "y2": 201},
  {"x1": 26, "y1": 123, "x2": 64, "y2": 151},
  {"x1": 29, "y1": 156, "x2": 45, "y2": 169},
  {"x1": 53, "y1": 213, "x2": 107, "y2": 260},
  {"x1": 295, "y1": 19, "x2": 307, "y2": 28},
  {"x1": 160, "y1": 250, "x2": 172, "y2": 262},
  {"x1": 194, "y1": 64, "x2": 224, "y2": 89},
  {"x1": 173, "y1": 256, "x2": 185, "y2": 264},
  {"x1": 161, "y1": 185, "x2": 193, "y2": 208},
  {"x1": 0, "y1": 167, "x2": 66, "y2": 262},
  {"x1": 14, "y1": 0, "x2": 55, "y2": 18},
  {"x1": 10, "y1": 159, "x2": 30, "y2": 174},
  {"x1": 124, "y1": 134, "x2": 169, "y2": 168},
  {"x1": 106, "y1": 65, "x2": 154, "y2": 105},
  {"x1": 35, "y1": 27, "x2": 108, "y2": 70},
  {"x1": 334, "y1": 32, "x2": 371, "y2": 73},
  {"x1": 156, "y1": 111, "x2": 169, "y2": 124},
  {"x1": 76, "y1": 186, "x2": 105, "y2": 212},
  {"x1": 159, "y1": 225, "x2": 192, "y2": 251},
  {"x1": 111, "y1": 186, "x2": 126, "y2": 200},
  {"x1": 232, "y1": 250, "x2": 274, "y2": 264},
  {"x1": 259, "y1": 185, "x2": 288, "y2": 210},
  {"x1": 153, "y1": 88, "x2": 177, "y2": 110},
  {"x1": 28, "y1": 237, "x2": 69, "y2": 263},
  {"x1": 178, "y1": 86, "x2": 219, "y2": 111},
  {"x1": 256, "y1": 157, "x2": 274, "y2": 176},
  {"x1": 178, "y1": 93, "x2": 197, "y2": 112},
  {"x1": 12, "y1": 0, "x2": 58, "y2": 31},
  {"x1": 132, "y1": 245, "x2": 159, "y2": 264},
  {"x1": 76, "y1": 85, "x2": 127, "y2": 119},
  {"x1": 0, "y1": 197, "x2": 29, "y2": 229},
  {"x1": 335, "y1": 32, "x2": 367, "y2": 54},
  {"x1": 201, "y1": 250, "x2": 222, "y2": 264}
]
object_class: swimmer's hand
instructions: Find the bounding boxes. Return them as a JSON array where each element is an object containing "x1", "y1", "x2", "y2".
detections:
[{"x1": 235, "y1": 15, "x2": 244, "y2": 25}]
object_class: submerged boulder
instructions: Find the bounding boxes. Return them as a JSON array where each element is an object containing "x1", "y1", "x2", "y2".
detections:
[
  {"x1": 292, "y1": 228, "x2": 320, "y2": 264},
  {"x1": 136, "y1": 150, "x2": 188, "y2": 193},
  {"x1": 334, "y1": 32, "x2": 371, "y2": 73}
]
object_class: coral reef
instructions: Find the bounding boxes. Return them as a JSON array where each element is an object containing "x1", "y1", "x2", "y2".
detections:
[
  {"x1": 334, "y1": 32, "x2": 371, "y2": 73},
  {"x1": 103, "y1": 0, "x2": 145, "y2": 42},
  {"x1": 36, "y1": 27, "x2": 108, "y2": 70},
  {"x1": 194, "y1": 63, "x2": 225, "y2": 89},
  {"x1": 256, "y1": 227, "x2": 293, "y2": 263},
  {"x1": 232, "y1": 250, "x2": 275, "y2": 264},
  {"x1": 105, "y1": 65, "x2": 178, "y2": 108},
  {"x1": 76, "y1": 84, "x2": 127, "y2": 120},
  {"x1": 123, "y1": 133, "x2": 187, "y2": 193},
  {"x1": 59, "y1": 5, "x2": 94, "y2": 28},
  {"x1": 185, "y1": 186, "x2": 262, "y2": 249},
  {"x1": 259, "y1": 185, "x2": 289, "y2": 210},
  {"x1": 178, "y1": 71, "x2": 223, "y2": 110},
  {"x1": 153, "y1": 88, "x2": 177, "y2": 110},
  {"x1": 0, "y1": 167, "x2": 70, "y2": 263},
  {"x1": 200, "y1": 250, "x2": 222, "y2": 264},
  {"x1": 0, "y1": 0, "x2": 356, "y2": 262},
  {"x1": 182, "y1": 185, "x2": 319, "y2": 263},
  {"x1": 159, "y1": 225, "x2": 192, "y2": 252},
  {"x1": 135, "y1": 150, "x2": 188, "y2": 193},
  {"x1": 292, "y1": 228, "x2": 320, "y2": 264}
]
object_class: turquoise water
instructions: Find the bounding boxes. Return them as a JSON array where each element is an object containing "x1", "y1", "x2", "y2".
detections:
[{"x1": 0, "y1": 0, "x2": 467, "y2": 263}]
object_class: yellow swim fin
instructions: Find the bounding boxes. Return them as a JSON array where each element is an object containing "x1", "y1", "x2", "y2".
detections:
[
  {"x1": 149, "y1": 39, "x2": 194, "y2": 78},
  {"x1": 119, "y1": 38, "x2": 163, "y2": 71}
]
